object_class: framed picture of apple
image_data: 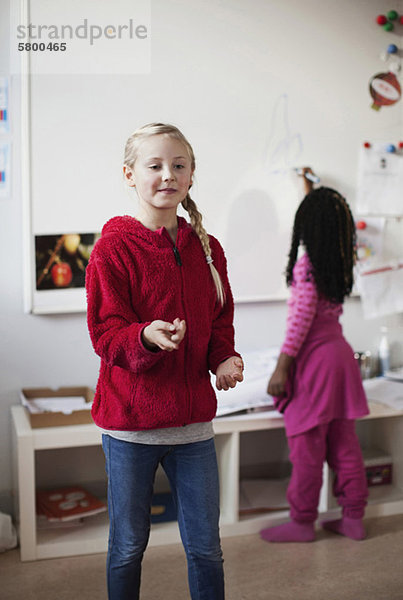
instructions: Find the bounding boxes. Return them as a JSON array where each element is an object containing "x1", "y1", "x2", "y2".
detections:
[{"x1": 32, "y1": 232, "x2": 100, "y2": 314}]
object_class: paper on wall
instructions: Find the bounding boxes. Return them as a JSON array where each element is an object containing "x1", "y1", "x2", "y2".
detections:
[
  {"x1": 0, "y1": 142, "x2": 10, "y2": 198},
  {"x1": 0, "y1": 76, "x2": 9, "y2": 135},
  {"x1": 356, "y1": 143, "x2": 403, "y2": 216},
  {"x1": 356, "y1": 260, "x2": 403, "y2": 319},
  {"x1": 356, "y1": 217, "x2": 385, "y2": 264}
]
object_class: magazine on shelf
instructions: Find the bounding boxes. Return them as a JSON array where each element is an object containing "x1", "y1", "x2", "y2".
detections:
[{"x1": 36, "y1": 485, "x2": 107, "y2": 522}]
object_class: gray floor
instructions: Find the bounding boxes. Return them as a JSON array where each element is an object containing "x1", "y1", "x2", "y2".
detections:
[{"x1": 1, "y1": 514, "x2": 403, "y2": 599}]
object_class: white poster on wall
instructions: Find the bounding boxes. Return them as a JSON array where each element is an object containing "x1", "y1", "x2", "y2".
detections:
[
  {"x1": 0, "y1": 141, "x2": 10, "y2": 198},
  {"x1": 356, "y1": 260, "x2": 403, "y2": 319},
  {"x1": 356, "y1": 143, "x2": 403, "y2": 216}
]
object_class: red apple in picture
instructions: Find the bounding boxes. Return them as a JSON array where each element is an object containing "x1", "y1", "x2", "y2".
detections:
[{"x1": 51, "y1": 262, "x2": 73, "y2": 287}]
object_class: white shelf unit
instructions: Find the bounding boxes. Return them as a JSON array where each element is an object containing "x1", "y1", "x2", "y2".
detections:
[{"x1": 11, "y1": 401, "x2": 403, "y2": 561}]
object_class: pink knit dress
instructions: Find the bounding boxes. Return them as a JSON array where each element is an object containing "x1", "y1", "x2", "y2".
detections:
[{"x1": 279, "y1": 253, "x2": 369, "y2": 437}]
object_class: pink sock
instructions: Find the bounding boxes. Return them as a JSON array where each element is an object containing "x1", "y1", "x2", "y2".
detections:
[
  {"x1": 260, "y1": 520, "x2": 315, "y2": 543},
  {"x1": 321, "y1": 516, "x2": 366, "y2": 541}
]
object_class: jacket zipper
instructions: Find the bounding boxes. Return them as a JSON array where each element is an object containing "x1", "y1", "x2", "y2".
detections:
[
  {"x1": 170, "y1": 234, "x2": 191, "y2": 425},
  {"x1": 173, "y1": 245, "x2": 182, "y2": 266}
]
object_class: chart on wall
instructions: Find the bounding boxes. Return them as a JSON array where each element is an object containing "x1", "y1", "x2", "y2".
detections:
[
  {"x1": 355, "y1": 141, "x2": 403, "y2": 319},
  {"x1": 19, "y1": 0, "x2": 403, "y2": 311},
  {"x1": 356, "y1": 142, "x2": 403, "y2": 216}
]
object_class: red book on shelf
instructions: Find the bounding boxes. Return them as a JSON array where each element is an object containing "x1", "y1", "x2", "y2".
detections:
[{"x1": 36, "y1": 485, "x2": 107, "y2": 522}]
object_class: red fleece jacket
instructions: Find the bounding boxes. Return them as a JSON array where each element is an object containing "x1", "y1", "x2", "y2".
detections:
[{"x1": 86, "y1": 215, "x2": 240, "y2": 431}]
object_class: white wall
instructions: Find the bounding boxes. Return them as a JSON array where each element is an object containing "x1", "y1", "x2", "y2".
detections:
[
  {"x1": 1, "y1": 0, "x2": 403, "y2": 514},
  {"x1": 25, "y1": 0, "x2": 403, "y2": 305}
]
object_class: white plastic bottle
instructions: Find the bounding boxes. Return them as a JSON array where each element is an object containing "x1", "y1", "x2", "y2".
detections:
[{"x1": 379, "y1": 326, "x2": 390, "y2": 376}]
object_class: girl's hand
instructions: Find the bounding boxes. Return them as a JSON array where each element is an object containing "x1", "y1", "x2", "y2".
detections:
[
  {"x1": 267, "y1": 367, "x2": 288, "y2": 397},
  {"x1": 299, "y1": 166, "x2": 315, "y2": 195},
  {"x1": 142, "y1": 318, "x2": 186, "y2": 352},
  {"x1": 267, "y1": 353, "x2": 295, "y2": 396},
  {"x1": 216, "y1": 356, "x2": 244, "y2": 391}
]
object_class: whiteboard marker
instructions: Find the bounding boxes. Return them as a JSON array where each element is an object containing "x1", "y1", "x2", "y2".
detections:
[{"x1": 295, "y1": 169, "x2": 320, "y2": 184}]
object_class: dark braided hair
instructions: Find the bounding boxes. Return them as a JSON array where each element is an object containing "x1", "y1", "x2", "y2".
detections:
[{"x1": 285, "y1": 187, "x2": 356, "y2": 304}]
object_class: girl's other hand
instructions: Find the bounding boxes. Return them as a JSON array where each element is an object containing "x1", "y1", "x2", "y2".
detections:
[
  {"x1": 142, "y1": 318, "x2": 186, "y2": 352},
  {"x1": 216, "y1": 356, "x2": 244, "y2": 391},
  {"x1": 267, "y1": 367, "x2": 288, "y2": 397},
  {"x1": 268, "y1": 353, "x2": 294, "y2": 396}
]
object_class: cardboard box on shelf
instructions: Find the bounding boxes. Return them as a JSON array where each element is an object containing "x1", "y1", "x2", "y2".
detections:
[{"x1": 20, "y1": 387, "x2": 94, "y2": 428}]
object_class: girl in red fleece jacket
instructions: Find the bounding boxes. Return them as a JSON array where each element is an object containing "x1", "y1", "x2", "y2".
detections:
[{"x1": 86, "y1": 123, "x2": 243, "y2": 600}]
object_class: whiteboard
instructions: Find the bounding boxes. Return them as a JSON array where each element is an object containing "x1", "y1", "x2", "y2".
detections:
[{"x1": 19, "y1": 0, "x2": 403, "y2": 311}]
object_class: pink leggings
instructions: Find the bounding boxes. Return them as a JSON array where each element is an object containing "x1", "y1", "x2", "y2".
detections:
[{"x1": 287, "y1": 419, "x2": 368, "y2": 522}]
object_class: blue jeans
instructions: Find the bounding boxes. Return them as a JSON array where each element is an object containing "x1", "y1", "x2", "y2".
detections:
[{"x1": 102, "y1": 435, "x2": 225, "y2": 600}]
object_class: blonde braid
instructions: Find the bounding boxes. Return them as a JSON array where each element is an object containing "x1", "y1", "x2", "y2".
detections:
[{"x1": 182, "y1": 194, "x2": 226, "y2": 306}]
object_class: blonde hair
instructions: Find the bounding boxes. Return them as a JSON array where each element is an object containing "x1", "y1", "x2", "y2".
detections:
[{"x1": 124, "y1": 123, "x2": 225, "y2": 305}]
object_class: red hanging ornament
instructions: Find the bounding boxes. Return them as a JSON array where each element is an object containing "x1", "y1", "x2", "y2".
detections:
[{"x1": 369, "y1": 71, "x2": 401, "y2": 110}]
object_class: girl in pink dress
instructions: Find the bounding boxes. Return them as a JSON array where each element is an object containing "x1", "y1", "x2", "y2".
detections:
[{"x1": 261, "y1": 174, "x2": 369, "y2": 543}]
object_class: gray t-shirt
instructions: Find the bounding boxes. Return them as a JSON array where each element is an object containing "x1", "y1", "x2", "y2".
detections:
[{"x1": 100, "y1": 421, "x2": 214, "y2": 445}]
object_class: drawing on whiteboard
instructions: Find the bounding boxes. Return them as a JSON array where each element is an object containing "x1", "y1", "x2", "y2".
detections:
[
  {"x1": 224, "y1": 94, "x2": 304, "y2": 301},
  {"x1": 262, "y1": 94, "x2": 303, "y2": 173}
]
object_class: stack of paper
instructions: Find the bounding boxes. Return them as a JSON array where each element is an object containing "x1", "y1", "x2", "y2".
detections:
[
  {"x1": 22, "y1": 395, "x2": 92, "y2": 415},
  {"x1": 215, "y1": 348, "x2": 279, "y2": 417},
  {"x1": 384, "y1": 367, "x2": 403, "y2": 382},
  {"x1": 363, "y1": 378, "x2": 403, "y2": 411}
]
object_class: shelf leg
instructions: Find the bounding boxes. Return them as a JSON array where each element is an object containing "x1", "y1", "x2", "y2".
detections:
[
  {"x1": 15, "y1": 427, "x2": 37, "y2": 561},
  {"x1": 215, "y1": 432, "x2": 240, "y2": 525}
]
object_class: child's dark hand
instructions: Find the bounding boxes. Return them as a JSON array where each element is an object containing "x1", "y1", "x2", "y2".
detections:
[
  {"x1": 299, "y1": 166, "x2": 315, "y2": 195},
  {"x1": 267, "y1": 353, "x2": 294, "y2": 396},
  {"x1": 267, "y1": 367, "x2": 288, "y2": 397}
]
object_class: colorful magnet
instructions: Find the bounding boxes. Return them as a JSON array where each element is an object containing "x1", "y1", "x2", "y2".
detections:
[
  {"x1": 386, "y1": 144, "x2": 396, "y2": 152},
  {"x1": 387, "y1": 10, "x2": 398, "y2": 20},
  {"x1": 376, "y1": 15, "x2": 387, "y2": 25},
  {"x1": 387, "y1": 43, "x2": 398, "y2": 54},
  {"x1": 383, "y1": 22, "x2": 394, "y2": 31},
  {"x1": 356, "y1": 221, "x2": 367, "y2": 230},
  {"x1": 389, "y1": 61, "x2": 401, "y2": 74},
  {"x1": 369, "y1": 71, "x2": 401, "y2": 110},
  {"x1": 363, "y1": 141, "x2": 371, "y2": 148}
]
